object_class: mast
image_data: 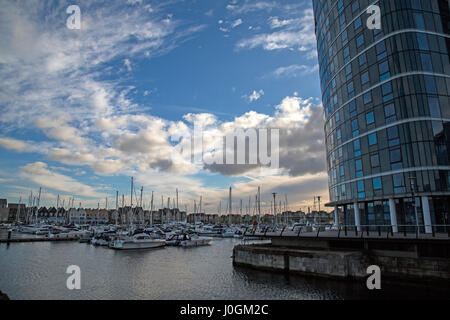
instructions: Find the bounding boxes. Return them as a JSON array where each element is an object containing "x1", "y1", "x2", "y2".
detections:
[
  {"x1": 140, "y1": 186, "x2": 143, "y2": 208},
  {"x1": 130, "y1": 177, "x2": 134, "y2": 208},
  {"x1": 176, "y1": 188, "x2": 179, "y2": 209},
  {"x1": 150, "y1": 191, "x2": 154, "y2": 226},
  {"x1": 17, "y1": 197, "x2": 22, "y2": 223},
  {"x1": 228, "y1": 187, "x2": 232, "y2": 225},
  {"x1": 272, "y1": 193, "x2": 277, "y2": 226},
  {"x1": 199, "y1": 196, "x2": 202, "y2": 213}
]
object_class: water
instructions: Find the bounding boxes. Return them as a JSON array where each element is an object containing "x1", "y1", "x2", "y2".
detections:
[{"x1": 0, "y1": 238, "x2": 447, "y2": 300}]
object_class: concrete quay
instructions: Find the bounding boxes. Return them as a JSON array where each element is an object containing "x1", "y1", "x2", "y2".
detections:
[{"x1": 233, "y1": 232, "x2": 450, "y2": 282}]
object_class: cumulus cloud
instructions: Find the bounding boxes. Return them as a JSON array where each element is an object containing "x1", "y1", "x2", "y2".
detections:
[
  {"x1": 0, "y1": 137, "x2": 29, "y2": 152},
  {"x1": 21, "y1": 162, "x2": 105, "y2": 198}
]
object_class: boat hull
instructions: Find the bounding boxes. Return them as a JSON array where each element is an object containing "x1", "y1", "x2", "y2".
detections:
[{"x1": 111, "y1": 239, "x2": 166, "y2": 250}]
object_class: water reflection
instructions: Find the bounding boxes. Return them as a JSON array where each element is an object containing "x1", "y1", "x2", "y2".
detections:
[{"x1": 0, "y1": 239, "x2": 447, "y2": 300}]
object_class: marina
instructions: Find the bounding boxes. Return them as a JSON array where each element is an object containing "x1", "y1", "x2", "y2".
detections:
[{"x1": 1, "y1": 237, "x2": 449, "y2": 300}]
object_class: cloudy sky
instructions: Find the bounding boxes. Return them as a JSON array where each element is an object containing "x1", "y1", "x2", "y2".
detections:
[{"x1": 0, "y1": 0, "x2": 328, "y2": 213}]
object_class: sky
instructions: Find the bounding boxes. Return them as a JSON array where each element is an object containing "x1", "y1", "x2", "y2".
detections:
[{"x1": 0, "y1": 0, "x2": 328, "y2": 213}]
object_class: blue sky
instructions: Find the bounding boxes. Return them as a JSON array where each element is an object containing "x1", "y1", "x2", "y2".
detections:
[{"x1": 0, "y1": 0, "x2": 328, "y2": 213}]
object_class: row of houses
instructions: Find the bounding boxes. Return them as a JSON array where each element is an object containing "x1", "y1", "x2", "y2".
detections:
[{"x1": 1, "y1": 198, "x2": 334, "y2": 225}]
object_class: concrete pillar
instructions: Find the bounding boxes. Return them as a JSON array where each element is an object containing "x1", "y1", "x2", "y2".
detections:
[
  {"x1": 334, "y1": 205, "x2": 339, "y2": 228},
  {"x1": 389, "y1": 198, "x2": 398, "y2": 233},
  {"x1": 354, "y1": 202, "x2": 361, "y2": 232},
  {"x1": 422, "y1": 196, "x2": 432, "y2": 234}
]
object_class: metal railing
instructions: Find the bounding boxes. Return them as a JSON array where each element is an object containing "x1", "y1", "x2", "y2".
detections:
[{"x1": 244, "y1": 224, "x2": 450, "y2": 239}]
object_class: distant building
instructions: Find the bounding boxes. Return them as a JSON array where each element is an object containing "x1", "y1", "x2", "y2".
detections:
[
  {"x1": 0, "y1": 208, "x2": 9, "y2": 223},
  {"x1": 68, "y1": 208, "x2": 87, "y2": 223},
  {"x1": 7, "y1": 203, "x2": 27, "y2": 222},
  {"x1": 0, "y1": 199, "x2": 7, "y2": 209}
]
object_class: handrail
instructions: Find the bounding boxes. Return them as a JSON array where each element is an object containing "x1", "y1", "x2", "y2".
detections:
[{"x1": 251, "y1": 224, "x2": 450, "y2": 239}]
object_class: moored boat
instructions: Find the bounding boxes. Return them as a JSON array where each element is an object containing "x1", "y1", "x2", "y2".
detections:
[{"x1": 110, "y1": 233, "x2": 166, "y2": 250}]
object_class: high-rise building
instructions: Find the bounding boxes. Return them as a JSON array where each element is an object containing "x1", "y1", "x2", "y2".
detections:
[{"x1": 313, "y1": 0, "x2": 450, "y2": 232}]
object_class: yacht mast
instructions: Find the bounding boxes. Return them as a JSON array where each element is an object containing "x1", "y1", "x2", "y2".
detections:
[
  {"x1": 228, "y1": 187, "x2": 232, "y2": 225},
  {"x1": 150, "y1": 191, "x2": 154, "y2": 226}
]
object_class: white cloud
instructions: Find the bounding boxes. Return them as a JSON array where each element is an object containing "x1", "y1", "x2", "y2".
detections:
[
  {"x1": 231, "y1": 18, "x2": 243, "y2": 28},
  {"x1": 268, "y1": 64, "x2": 319, "y2": 78},
  {"x1": 236, "y1": 8, "x2": 316, "y2": 56},
  {"x1": 243, "y1": 89, "x2": 265, "y2": 103},
  {"x1": 0, "y1": 137, "x2": 29, "y2": 152},
  {"x1": 21, "y1": 162, "x2": 105, "y2": 198}
]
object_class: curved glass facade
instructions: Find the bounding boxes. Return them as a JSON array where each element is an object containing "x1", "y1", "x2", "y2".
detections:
[{"x1": 313, "y1": 0, "x2": 450, "y2": 230}]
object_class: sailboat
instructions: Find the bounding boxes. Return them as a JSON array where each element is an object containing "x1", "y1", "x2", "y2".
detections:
[{"x1": 110, "y1": 177, "x2": 165, "y2": 250}]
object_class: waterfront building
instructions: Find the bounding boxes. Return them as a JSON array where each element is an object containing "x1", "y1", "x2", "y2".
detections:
[
  {"x1": 68, "y1": 208, "x2": 87, "y2": 223},
  {"x1": 0, "y1": 208, "x2": 9, "y2": 223},
  {"x1": 0, "y1": 199, "x2": 7, "y2": 209},
  {"x1": 313, "y1": 0, "x2": 450, "y2": 232}
]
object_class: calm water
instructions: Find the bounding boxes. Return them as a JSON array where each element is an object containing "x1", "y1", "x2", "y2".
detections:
[{"x1": 0, "y1": 238, "x2": 447, "y2": 300}]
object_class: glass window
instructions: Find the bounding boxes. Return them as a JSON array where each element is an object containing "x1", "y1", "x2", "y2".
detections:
[
  {"x1": 387, "y1": 126, "x2": 400, "y2": 147},
  {"x1": 357, "y1": 181, "x2": 365, "y2": 198},
  {"x1": 356, "y1": 34, "x2": 364, "y2": 47},
  {"x1": 379, "y1": 61, "x2": 390, "y2": 81},
  {"x1": 420, "y1": 53, "x2": 433, "y2": 71},
  {"x1": 366, "y1": 112, "x2": 375, "y2": 125},
  {"x1": 354, "y1": 139, "x2": 361, "y2": 156},
  {"x1": 373, "y1": 177, "x2": 382, "y2": 190},
  {"x1": 352, "y1": 1, "x2": 359, "y2": 12},
  {"x1": 417, "y1": 33, "x2": 429, "y2": 50},
  {"x1": 390, "y1": 148, "x2": 402, "y2": 169},
  {"x1": 424, "y1": 76, "x2": 437, "y2": 94},
  {"x1": 354, "y1": 17, "x2": 362, "y2": 30},
  {"x1": 359, "y1": 53, "x2": 367, "y2": 66},
  {"x1": 349, "y1": 101, "x2": 357, "y2": 117},
  {"x1": 371, "y1": 154, "x2": 380, "y2": 167},
  {"x1": 384, "y1": 103, "x2": 396, "y2": 123},
  {"x1": 361, "y1": 71, "x2": 369, "y2": 85},
  {"x1": 382, "y1": 82, "x2": 393, "y2": 102},
  {"x1": 376, "y1": 41, "x2": 387, "y2": 60},
  {"x1": 368, "y1": 133, "x2": 377, "y2": 145},
  {"x1": 393, "y1": 174, "x2": 406, "y2": 194},
  {"x1": 364, "y1": 92, "x2": 372, "y2": 104},
  {"x1": 342, "y1": 31, "x2": 348, "y2": 46},
  {"x1": 414, "y1": 13, "x2": 425, "y2": 30},
  {"x1": 428, "y1": 97, "x2": 441, "y2": 118}
]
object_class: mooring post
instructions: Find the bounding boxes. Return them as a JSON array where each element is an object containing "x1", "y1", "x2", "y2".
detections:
[{"x1": 7, "y1": 230, "x2": 12, "y2": 243}]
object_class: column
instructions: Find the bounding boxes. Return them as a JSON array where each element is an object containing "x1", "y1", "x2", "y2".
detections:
[
  {"x1": 389, "y1": 198, "x2": 398, "y2": 233},
  {"x1": 334, "y1": 205, "x2": 339, "y2": 228},
  {"x1": 354, "y1": 202, "x2": 361, "y2": 232},
  {"x1": 422, "y1": 196, "x2": 432, "y2": 234}
]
